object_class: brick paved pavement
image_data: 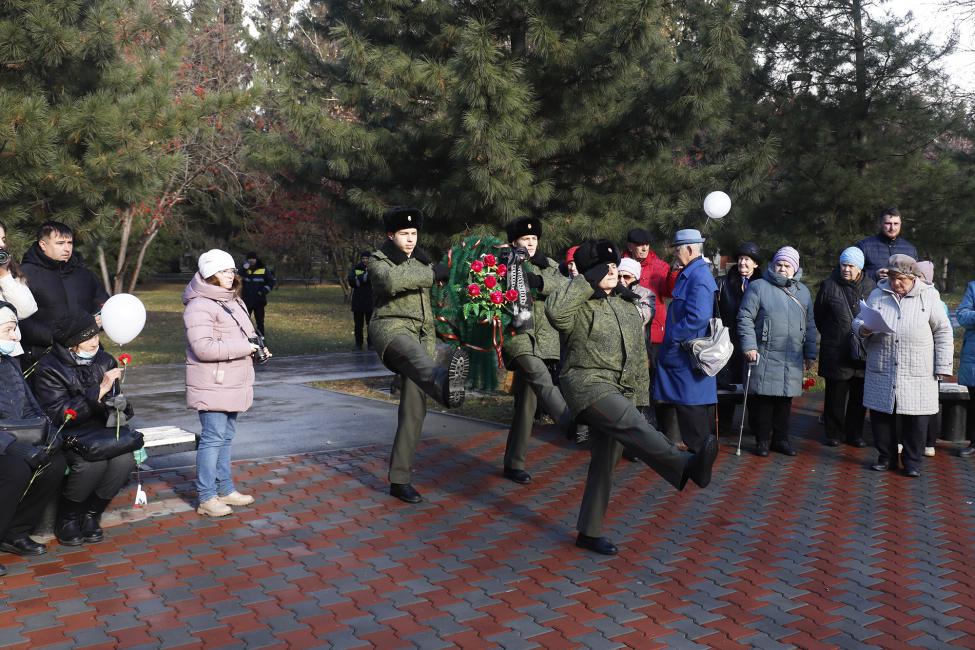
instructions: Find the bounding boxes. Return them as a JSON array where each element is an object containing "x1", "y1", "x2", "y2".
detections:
[{"x1": 2, "y1": 393, "x2": 975, "y2": 649}]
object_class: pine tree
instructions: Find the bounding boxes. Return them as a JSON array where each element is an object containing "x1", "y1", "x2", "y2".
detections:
[{"x1": 251, "y1": 0, "x2": 763, "y2": 248}]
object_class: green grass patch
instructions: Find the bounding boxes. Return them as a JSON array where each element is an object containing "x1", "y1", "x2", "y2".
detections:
[
  {"x1": 123, "y1": 282, "x2": 358, "y2": 364},
  {"x1": 310, "y1": 376, "x2": 515, "y2": 425}
]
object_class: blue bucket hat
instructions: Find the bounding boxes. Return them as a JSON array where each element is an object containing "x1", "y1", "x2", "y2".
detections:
[{"x1": 672, "y1": 229, "x2": 706, "y2": 246}]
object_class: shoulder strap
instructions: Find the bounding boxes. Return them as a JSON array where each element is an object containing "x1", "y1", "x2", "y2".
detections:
[
  {"x1": 778, "y1": 285, "x2": 804, "y2": 313},
  {"x1": 206, "y1": 297, "x2": 255, "y2": 340}
]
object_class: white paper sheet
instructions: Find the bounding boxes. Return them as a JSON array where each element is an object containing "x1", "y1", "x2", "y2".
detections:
[{"x1": 858, "y1": 300, "x2": 896, "y2": 334}]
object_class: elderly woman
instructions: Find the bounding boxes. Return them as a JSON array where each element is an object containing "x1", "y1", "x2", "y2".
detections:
[
  {"x1": 814, "y1": 247, "x2": 876, "y2": 447},
  {"x1": 716, "y1": 242, "x2": 762, "y2": 436},
  {"x1": 738, "y1": 246, "x2": 817, "y2": 457},
  {"x1": 0, "y1": 303, "x2": 66, "y2": 573},
  {"x1": 958, "y1": 279, "x2": 975, "y2": 458},
  {"x1": 32, "y1": 311, "x2": 135, "y2": 545},
  {"x1": 854, "y1": 255, "x2": 953, "y2": 476}
]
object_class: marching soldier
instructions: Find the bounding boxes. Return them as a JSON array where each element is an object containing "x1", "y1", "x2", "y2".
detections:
[
  {"x1": 546, "y1": 240, "x2": 719, "y2": 555},
  {"x1": 500, "y1": 217, "x2": 577, "y2": 485},
  {"x1": 368, "y1": 207, "x2": 470, "y2": 504}
]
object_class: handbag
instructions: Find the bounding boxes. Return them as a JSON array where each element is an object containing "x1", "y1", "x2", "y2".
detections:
[
  {"x1": 684, "y1": 317, "x2": 734, "y2": 377},
  {"x1": 65, "y1": 426, "x2": 144, "y2": 462},
  {"x1": 0, "y1": 417, "x2": 50, "y2": 445},
  {"x1": 843, "y1": 295, "x2": 867, "y2": 362}
]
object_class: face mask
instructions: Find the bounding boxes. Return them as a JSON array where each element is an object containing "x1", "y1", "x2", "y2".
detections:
[{"x1": 0, "y1": 340, "x2": 16, "y2": 356}]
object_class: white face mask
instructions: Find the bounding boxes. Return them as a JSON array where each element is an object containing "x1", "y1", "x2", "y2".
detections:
[
  {"x1": 76, "y1": 349, "x2": 97, "y2": 360},
  {"x1": 0, "y1": 340, "x2": 16, "y2": 356}
]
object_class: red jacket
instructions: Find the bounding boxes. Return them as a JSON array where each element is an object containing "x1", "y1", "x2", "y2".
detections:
[{"x1": 623, "y1": 250, "x2": 677, "y2": 344}]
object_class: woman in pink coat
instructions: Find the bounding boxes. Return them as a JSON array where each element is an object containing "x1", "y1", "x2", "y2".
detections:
[{"x1": 183, "y1": 249, "x2": 265, "y2": 517}]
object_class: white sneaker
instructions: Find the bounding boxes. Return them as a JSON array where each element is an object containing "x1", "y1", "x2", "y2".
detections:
[
  {"x1": 898, "y1": 443, "x2": 903, "y2": 454},
  {"x1": 197, "y1": 497, "x2": 233, "y2": 517},
  {"x1": 218, "y1": 491, "x2": 254, "y2": 507},
  {"x1": 924, "y1": 446, "x2": 936, "y2": 457}
]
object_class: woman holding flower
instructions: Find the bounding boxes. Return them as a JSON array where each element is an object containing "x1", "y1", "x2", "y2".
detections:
[
  {"x1": 0, "y1": 302, "x2": 66, "y2": 572},
  {"x1": 32, "y1": 310, "x2": 134, "y2": 546},
  {"x1": 498, "y1": 217, "x2": 576, "y2": 485}
]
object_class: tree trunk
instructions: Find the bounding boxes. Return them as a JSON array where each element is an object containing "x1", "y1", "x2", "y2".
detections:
[
  {"x1": 96, "y1": 245, "x2": 112, "y2": 296},
  {"x1": 126, "y1": 227, "x2": 161, "y2": 294},
  {"x1": 851, "y1": 0, "x2": 868, "y2": 173},
  {"x1": 113, "y1": 208, "x2": 134, "y2": 294}
]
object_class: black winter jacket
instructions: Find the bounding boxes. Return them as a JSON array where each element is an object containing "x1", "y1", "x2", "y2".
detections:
[
  {"x1": 241, "y1": 259, "x2": 275, "y2": 307},
  {"x1": 715, "y1": 266, "x2": 758, "y2": 386},
  {"x1": 348, "y1": 262, "x2": 374, "y2": 313},
  {"x1": 32, "y1": 344, "x2": 126, "y2": 433},
  {"x1": 19, "y1": 244, "x2": 109, "y2": 358},
  {"x1": 0, "y1": 355, "x2": 44, "y2": 421},
  {"x1": 814, "y1": 268, "x2": 876, "y2": 380}
]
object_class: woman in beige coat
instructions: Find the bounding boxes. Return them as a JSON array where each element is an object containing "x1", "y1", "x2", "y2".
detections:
[
  {"x1": 854, "y1": 255, "x2": 953, "y2": 477},
  {"x1": 183, "y1": 249, "x2": 265, "y2": 516}
]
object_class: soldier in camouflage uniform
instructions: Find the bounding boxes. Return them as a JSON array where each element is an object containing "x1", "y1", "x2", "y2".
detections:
[
  {"x1": 368, "y1": 208, "x2": 470, "y2": 504},
  {"x1": 546, "y1": 240, "x2": 719, "y2": 556},
  {"x1": 500, "y1": 217, "x2": 578, "y2": 485}
]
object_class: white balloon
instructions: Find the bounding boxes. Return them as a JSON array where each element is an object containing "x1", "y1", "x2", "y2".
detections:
[
  {"x1": 100, "y1": 293, "x2": 147, "y2": 345},
  {"x1": 703, "y1": 191, "x2": 732, "y2": 219}
]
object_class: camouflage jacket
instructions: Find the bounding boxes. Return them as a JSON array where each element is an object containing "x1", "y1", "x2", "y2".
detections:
[
  {"x1": 367, "y1": 241, "x2": 436, "y2": 358},
  {"x1": 546, "y1": 275, "x2": 650, "y2": 416},
  {"x1": 502, "y1": 257, "x2": 566, "y2": 364}
]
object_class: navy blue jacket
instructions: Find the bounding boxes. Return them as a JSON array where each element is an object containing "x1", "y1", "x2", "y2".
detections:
[
  {"x1": 653, "y1": 257, "x2": 717, "y2": 405},
  {"x1": 856, "y1": 234, "x2": 918, "y2": 283}
]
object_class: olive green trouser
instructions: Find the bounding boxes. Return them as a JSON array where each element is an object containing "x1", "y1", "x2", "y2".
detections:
[
  {"x1": 503, "y1": 355, "x2": 572, "y2": 471},
  {"x1": 577, "y1": 393, "x2": 692, "y2": 537},
  {"x1": 382, "y1": 336, "x2": 446, "y2": 484}
]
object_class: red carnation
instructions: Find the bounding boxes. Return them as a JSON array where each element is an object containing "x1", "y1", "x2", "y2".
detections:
[
  {"x1": 802, "y1": 377, "x2": 815, "y2": 390},
  {"x1": 470, "y1": 260, "x2": 484, "y2": 273},
  {"x1": 505, "y1": 289, "x2": 519, "y2": 302},
  {"x1": 467, "y1": 283, "x2": 481, "y2": 297},
  {"x1": 489, "y1": 291, "x2": 504, "y2": 305},
  {"x1": 496, "y1": 263, "x2": 507, "y2": 276},
  {"x1": 483, "y1": 254, "x2": 497, "y2": 267},
  {"x1": 484, "y1": 274, "x2": 498, "y2": 289},
  {"x1": 119, "y1": 353, "x2": 132, "y2": 366},
  {"x1": 64, "y1": 408, "x2": 78, "y2": 421}
]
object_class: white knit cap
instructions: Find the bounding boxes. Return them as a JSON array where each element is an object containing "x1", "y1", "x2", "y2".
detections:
[
  {"x1": 0, "y1": 305, "x2": 25, "y2": 356},
  {"x1": 198, "y1": 249, "x2": 237, "y2": 279},
  {"x1": 617, "y1": 258, "x2": 642, "y2": 281}
]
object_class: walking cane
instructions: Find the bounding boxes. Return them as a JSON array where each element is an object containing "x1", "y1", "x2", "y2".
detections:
[{"x1": 736, "y1": 353, "x2": 760, "y2": 456}]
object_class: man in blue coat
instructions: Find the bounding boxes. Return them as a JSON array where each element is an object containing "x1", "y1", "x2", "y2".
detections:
[
  {"x1": 856, "y1": 207, "x2": 917, "y2": 283},
  {"x1": 653, "y1": 229, "x2": 717, "y2": 452}
]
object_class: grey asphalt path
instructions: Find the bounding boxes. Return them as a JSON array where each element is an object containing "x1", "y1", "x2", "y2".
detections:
[{"x1": 124, "y1": 351, "x2": 501, "y2": 470}]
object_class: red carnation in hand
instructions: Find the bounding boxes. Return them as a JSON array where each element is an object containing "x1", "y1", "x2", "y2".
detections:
[
  {"x1": 505, "y1": 289, "x2": 519, "y2": 302},
  {"x1": 470, "y1": 260, "x2": 484, "y2": 273},
  {"x1": 64, "y1": 408, "x2": 78, "y2": 421},
  {"x1": 802, "y1": 377, "x2": 815, "y2": 390},
  {"x1": 483, "y1": 254, "x2": 497, "y2": 267},
  {"x1": 489, "y1": 291, "x2": 504, "y2": 305},
  {"x1": 467, "y1": 283, "x2": 481, "y2": 297},
  {"x1": 484, "y1": 274, "x2": 498, "y2": 289},
  {"x1": 118, "y1": 353, "x2": 132, "y2": 366},
  {"x1": 496, "y1": 263, "x2": 507, "y2": 276}
]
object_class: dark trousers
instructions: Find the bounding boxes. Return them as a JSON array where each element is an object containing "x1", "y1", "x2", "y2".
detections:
[
  {"x1": 0, "y1": 454, "x2": 67, "y2": 541},
  {"x1": 823, "y1": 377, "x2": 866, "y2": 442},
  {"x1": 353, "y1": 311, "x2": 373, "y2": 350},
  {"x1": 247, "y1": 303, "x2": 266, "y2": 336},
  {"x1": 63, "y1": 451, "x2": 135, "y2": 504},
  {"x1": 655, "y1": 404, "x2": 715, "y2": 452},
  {"x1": 749, "y1": 395, "x2": 793, "y2": 444},
  {"x1": 968, "y1": 396, "x2": 975, "y2": 441},
  {"x1": 871, "y1": 410, "x2": 929, "y2": 471},
  {"x1": 577, "y1": 393, "x2": 692, "y2": 537},
  {"x1": 504, "y1": 355, "x2": 571, "y2": 471},
  {"x1": 717, "y1": 400, "x2": 736, "y2": 438}
]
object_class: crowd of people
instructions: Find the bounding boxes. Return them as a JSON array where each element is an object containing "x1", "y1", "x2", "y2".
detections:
[{"x1": 1, "y1": 207, "x2": 974, "y2": 573}]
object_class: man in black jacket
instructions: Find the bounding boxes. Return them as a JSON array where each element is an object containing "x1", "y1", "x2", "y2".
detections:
[
  {"x1": 19, "y1": 222, "x2": 108, "y2": 368},
  {"x1": 241, "y1": 252, "x2": 275, "y2": 337},
  {"x1": 348, "y1": 251, "x2": 374, "y2": 350},
  {"x1": 814, "y1": 247, "x2": 876, "y2": 447},
  {"x1": 856, "y1": 208, "x2": 917, "y2": 283}
]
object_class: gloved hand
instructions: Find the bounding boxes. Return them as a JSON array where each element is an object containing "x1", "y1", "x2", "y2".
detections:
[
  {"x1": 525, "y1": 272, "x2": 543, "y2": 290},
  {"x1": 433, "y1": 263, "x2": 450, "y2": 282},
  {"x1": 103, "y1": 394, "x2": 128, "y2": 412},
  {"x1": 529, "y1": 252, "x2": 550, "y2": 268},
  {"x1": 6, "y1": 440, "x2": 48, "y2": 469},
  {"x1": 412, "y1": 248, "x2": 432, "y2": 264},
  {"x1": 583, "y1": 263, "x2": 611, "y2": 289}
]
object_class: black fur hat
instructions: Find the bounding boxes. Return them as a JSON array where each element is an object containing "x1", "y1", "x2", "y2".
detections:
[
  {"x1": 574, "y1": 239, "x2": 621, "y2": 274},
  {"x1": 53, "y1": 310, "x2": 100, "y2": 348},
  {"x1": 383, "y1": 207, "x2": 424, "y2": 232},
  {"x1": 736, "y1": 241, "x2": 762, "y2": 266},
  {"x1": 505, "y1": 217, "x2": 542, "y2": 243}
]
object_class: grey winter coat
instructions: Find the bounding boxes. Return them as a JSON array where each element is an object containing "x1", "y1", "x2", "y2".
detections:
[
  {"x1": 737, "y1": 267, "x2": 817, "y2": 397},
  {"x1": 853, "y1": 279, "x2": 953, "y2": 415}
]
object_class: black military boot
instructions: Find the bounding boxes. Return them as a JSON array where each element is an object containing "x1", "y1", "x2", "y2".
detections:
[
  {"x1": 81, "y1": 496, "x2": 113, "y2": 543},
  {"x1": 441, "y1": 347, "x2": 469, "y2": 408},
  {"x1": 56, "y1": 498, "x2": 85, "y2": 547}
]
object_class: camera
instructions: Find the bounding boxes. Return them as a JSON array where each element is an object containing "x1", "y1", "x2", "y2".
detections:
[
  {"x1": 249, "y1": 335, "x2": 271, "y2": 364},
  {"x1": 0, "y1": 249, "x2": 9, "y2": 266}
]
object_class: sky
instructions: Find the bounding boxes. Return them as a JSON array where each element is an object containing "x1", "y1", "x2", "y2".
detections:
[{"x1": 886, "y1": 0, "x2": 975, "y2": 90}]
